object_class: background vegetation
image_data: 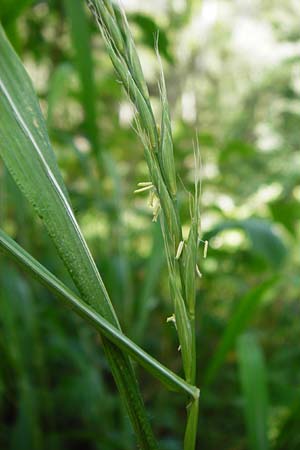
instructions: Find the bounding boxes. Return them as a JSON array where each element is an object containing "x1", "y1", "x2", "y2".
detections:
[{"x1": 1, "y1": 0, "x2": 300, "y2": 449}]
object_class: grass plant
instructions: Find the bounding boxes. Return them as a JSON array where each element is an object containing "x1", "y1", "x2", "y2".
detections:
[
  {"x1": 0, "y1": 1, "x2": 201, "y2": 447},
  {"x1": 0, "y1": 1, "x2": 296, "y2": 449},
  {"x1": 86, "y1": 0, "x2": 202, "y2": 446}
]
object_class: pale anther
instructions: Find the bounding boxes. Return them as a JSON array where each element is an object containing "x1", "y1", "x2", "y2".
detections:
[
  {"x1": 196, "y1": 264, "x2": 202, "y2": 278},
  {"x1": 134, "y1": 184, "x2": 153, "y2": 194},
  {"x1": 175, "y1": 240, "x2": 185, "y2": 260},
  {"x1": 203, "y1": 240, "x2": 208, "y2": 259},
  {"x1": 166, "y1": 314, "x2": 176, "y2": 324},
  {"x1": 137, "y1": 181, "x2": 152, "y2": 187}
]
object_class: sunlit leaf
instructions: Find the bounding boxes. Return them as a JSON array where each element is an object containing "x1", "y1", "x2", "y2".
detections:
[
  {"x1": 129, "y1": 13, "x2": 173, "y2": 63},
  {"x1": 205, "y1": 219, "x2": 287, "y2": 268}
]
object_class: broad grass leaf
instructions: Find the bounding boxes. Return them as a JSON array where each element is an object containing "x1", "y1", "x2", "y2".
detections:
[
  {"x1": 47, "y1": 62, "x2": 74, "y2": 128},
  {"x1": 203, "y1": 278, "x2": 277, "y2": 386},
  {"x1": 0, "y1": 24, "x2": 69, "y2": 200},
  {"x1": 237, "y1": 333, "x2": 269, "y2": 450},
  {"x1": 64, "y1": 0, "x2": 100, "y2": 155},
  {"x1": 129, "y1": 13, "x2": 173, "y2": 63},
  {"x1": 205, "y1": 218, "x2": 287, "y2": 268}
]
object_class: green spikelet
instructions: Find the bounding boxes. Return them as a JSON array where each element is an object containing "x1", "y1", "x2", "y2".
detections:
[{"x1": 158, "y1": 51, "x2": 177, "y2": 197}]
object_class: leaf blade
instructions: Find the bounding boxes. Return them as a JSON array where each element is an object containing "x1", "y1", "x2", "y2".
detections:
[
  {"x1": 0, "y1": 228, "x2": 197, "y2": 400},
  {"x1": 237, "y1": 333, "x2": 269, "y2": 450},
  {"x1": 64, "y1": 0, "x2": 100, "y2": 156},
  {"x1": 0, "y1": 25, "x2": 68, "y2": 199},
  {"x1": 203, "y1": 279, "x2": 277, "y2": 386}
]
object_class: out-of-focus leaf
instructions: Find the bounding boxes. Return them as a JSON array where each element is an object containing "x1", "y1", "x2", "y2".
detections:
[
  {"x1": 0, "y1": 268, "x2": 42, "y2": 450},
  {"x1": 203, "y1": 278, "x2": 277, "y2": 386},
  {"x1": 219, "y1": 140, "x2": 256, "y2": 163},
  {"x1": 134, "y1": 225, "x2": 165, "y2": 343},
  {"x1": 64, "y1": 0, "x2": 100, "y2": 157},
  {"x1": 129, "y1": 13, "x2": 173, "y2": 63},
  {"x1": 269, "y1": 197, "x2": 300, "y2": 236},
  {"x1": 0, "y1": 0, "x2": 34, "y2": 25},
  {"x1": 237, "y1": 333, "x2": 269, "y2": 450},
  {"x1": 199, "y1": 132, "x2": 215, "y2": 147},
  {"x1": 47, "y1": 62, "x2": 74, "y2": 129},
  {"x1": 205, "y1": 218, "x2": 287, "y2": 268},
  {"x1": 242, "y1": 220, "x2": 286, "y2": 267},
  {"x1": 274, "y1": 398, "x2": 300, "y2": 450}
]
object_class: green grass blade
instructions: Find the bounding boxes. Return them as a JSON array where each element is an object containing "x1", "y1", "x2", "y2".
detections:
[
  {"x1": 47, "y1": 62, "x2": 74, "y2": 129},
  {"x1": 203, "y1": 279, "x2": 277, "y2": 386},
  {"x1": 0, "y1": 25, "x2": 157, "y2": 449},
  {"x1": 0, "y1": 25, "x2": 68, "y2": 200},
  {"x1": 204, "y1": 219, "x2": 287, "y2": 269},
  {"x1": 134, "y1": 225, "x2": 165, "y2": 344},
  {"x1": 0, "y1": 23, "x2": 116, "y2": 324},
  {"x1": 0, "y1": 268, "x2": 42, "y2": 450},
  {"x1": 0, "y1": 228, "x2": 198, "y2": 400},
  {"x1": 237, "y1": 333, "x2": 269, "y2": 450},
  {"x1": 64, "y1": 0, "x2": 100, "y2": 158}
]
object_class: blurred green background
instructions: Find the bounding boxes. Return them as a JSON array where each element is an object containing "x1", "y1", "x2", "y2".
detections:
[{"x1": 0, "y1": 0, "x2": 300, "y2": 449}]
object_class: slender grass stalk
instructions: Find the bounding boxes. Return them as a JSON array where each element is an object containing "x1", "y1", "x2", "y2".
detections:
[{"x1": 86, "y1": 1, "x2": 201, "y2": 447}]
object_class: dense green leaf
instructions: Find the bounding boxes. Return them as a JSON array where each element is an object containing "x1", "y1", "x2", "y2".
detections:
[
  {"x1": 0, "y1": 268, "x2": 43, "y2": 450},
  {"x1": 47, "y1": 62, "x2": 74, "y2": 128},
  {"x1": 237, "y1": 333, "x2": 269, "y2": 450},
  {"x1": 134, "y1": 225, "x2": 165, "y2": 343},
  {"x1": 129, "y1": 13, "x2": 173, "y2": 63},
  {"x1": 274, "y1": 399, "x2": 300, "y2": 450},
  {"x1": 219, "y1": 140, "x2": 257, "y2": 163},
  {"x1": 0, "y1": 0, "x2": 34, "y2": 26},
  {"x1": 203, "y1": 278, "x2": 277, "y2": 386},
  {"x1": 269, "y1": 196, "x2": 300, "y2": 236},
  {"x1": 64, "y1": 0, "x2": 101, "y2": 158}
]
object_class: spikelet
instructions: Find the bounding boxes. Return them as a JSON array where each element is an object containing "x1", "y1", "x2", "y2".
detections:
[
  {"x1": 88, "y1": 0, "x2": 200, "y2": 392},
  {"x1": 156, "y1": 42, "x2": 177, "y2": 197}
]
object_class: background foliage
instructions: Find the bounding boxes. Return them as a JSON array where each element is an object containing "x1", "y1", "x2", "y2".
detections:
[{"x1": 1, "y1": 0, "x2": 300, "y2": 449}]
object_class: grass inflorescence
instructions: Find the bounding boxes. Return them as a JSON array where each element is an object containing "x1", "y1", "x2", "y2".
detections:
[
  {"x1": 87, "y1": 1, "x2": 202, "y2": 447},
  {"x1": 0, "y1": 1, "x2": 202, "y2": 447}
]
